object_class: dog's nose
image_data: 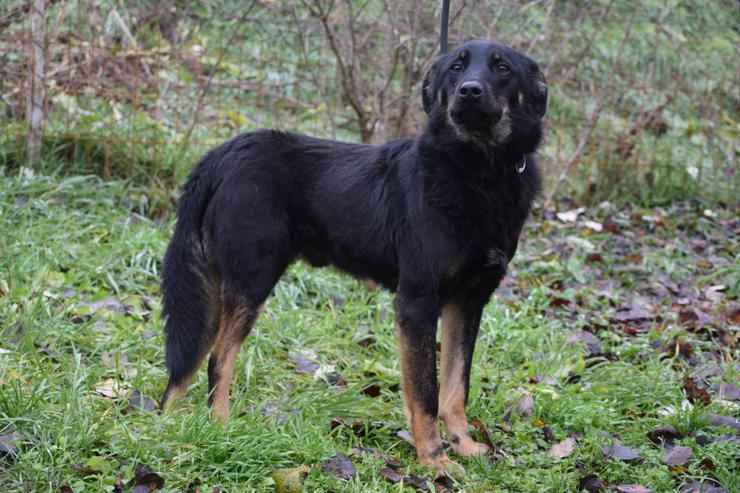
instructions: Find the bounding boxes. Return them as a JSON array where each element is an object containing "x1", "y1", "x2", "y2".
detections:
[{"x1": 458, "y1": 81, "x2": 483, "y2": 99}]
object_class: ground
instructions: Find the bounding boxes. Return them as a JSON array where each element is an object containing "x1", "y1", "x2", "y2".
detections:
[{"x1": 0, "y1": 173, "x2": 737, "y2": 492}]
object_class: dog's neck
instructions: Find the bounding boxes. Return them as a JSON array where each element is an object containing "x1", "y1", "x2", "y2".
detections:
[{"x1": 420, "y1": 111, "x2": 537, "y2": 177}]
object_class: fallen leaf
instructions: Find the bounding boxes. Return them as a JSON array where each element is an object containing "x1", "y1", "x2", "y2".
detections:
[
  {"x1": 663, "y1": 446, "x2": 692, "y2": 466},
  {"x1": 612, "y1": 485, "x2": 652, "y2": 493},
  {"x1": 288, "y1": 350, "x2": 319, "y2": 374},
  {"x1": 603, "y1": 443, "x2": 640, "y2": 462},
  {"x1": 470, "y1": 419, "x2": 496, "y2": 450},
  {"x1": 583, "y1": 220, "x2": 603, "y2": 232},
  {"x1": 379, "y1": 467, "x2": 403, "y2": 482},
  {"x1": 93, "y1": 378, "x2": 130, "y2": 398},
  {"x1": 362, "y1": 384, "x2": 381, "y2": 397},
  {"x1": 646, "y1": 425, "x2": 682, "y2": 446},
  {"x1": 586, "y1": 252, "x2": 604, "y2": 263},
  {"x1": 714, "y1": 382, "x2": 740, "y2": 400},
  {"x1": 0, "y1": 431, "x2": 22, "y2": 459},
  {"x1": 391, "y1": 429, "x2": 415, "y2": 446},
  {"x1": 379, "y1": 468, "x2": 430, "y2": 491},
  {"x1": 710, "y1": 435, "x2": 739, "y2": 444},
  {"x1": 707, "y1": 415, "x2": 740, "y2": 433},
  {"x1": 542, "y1": 425, "x2": 556, "y2": 442},
  {"x1": 725, "y1": 304, "x2": 740, "y2": 324},
  {"x1": 271, "y1": 466, "x2": 311, "y2": 493},
  {"x1": 59, "y1": 486, "x2": 74, "y2": 493},
  {"x1": 326, "y1": 372, "x2": 347, "y2": 387},
  {"x1": 321, "y1": 454, "x2": 356, "y2": 479},
  {"x1": 664, "y1": 339, "x2": 693, "y2": 357},
  {"x1": 683, "y1": 378, "x2": 711, "y2": 405},
  {"x1": 578, "y1": 474, "x2": 604, "y2": 492},
  {"x1": 546, "y1": 437, "x2": 576, "y2": 458},
  {"x1": 613, "y1": 308, "x2": 653, "y2": 322},
  {"x1": 77, "y1": 296, "x2": 129, "y2": 314},
  {"x1": 602, "y1": 217, "x2": 619, "y2": 233},
  {"x1": 679, "y1": 481, "x2": 727, "y2": 493},
  {"x1": 696, "y1": 365, "x2": 724, "y2": 379},
  {"x1": 679, "y1": 308, "x2": 718, "y2": 328},
  {"x1": 433, "y1": 476, "x2": 455, "y2": 492},
  {"x1": 568, "y1": 331, "x2": 604, "y2": 357},
  {"x1": 516, "y1": 389, "x2": 534, "y2": 416},
  {"x1": 623, "y1": 323, "x2": 649, "y2": 337},
  {"x1": 704, "y1": 285, "x2": 726, "y2": 302},
  {"x1": 128, "y1": 464, "x2": 164, "y2": 491},
  {"x1": 127, "y1": 391, "x2": 157, "y2": 413},
  {"x1": 697, "y1": 457, "x2": 716, "y2": 470},
  {"x1": 556, "y1": 207, "x2": 585, "y2": 222}
]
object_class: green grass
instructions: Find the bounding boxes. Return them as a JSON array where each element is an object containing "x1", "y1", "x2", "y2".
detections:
[{"x1": 0, "y1": 171, "x2": 737, "y2": 492}]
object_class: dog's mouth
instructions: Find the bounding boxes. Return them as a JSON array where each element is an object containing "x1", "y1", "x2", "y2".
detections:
[{"x1": 448, "y1": 103, "x2": 502, "y2": 137}]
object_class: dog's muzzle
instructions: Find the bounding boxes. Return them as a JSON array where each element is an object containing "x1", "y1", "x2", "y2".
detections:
[{"x1": 449, "y1": 82, "x2": 502, "y2": 132}]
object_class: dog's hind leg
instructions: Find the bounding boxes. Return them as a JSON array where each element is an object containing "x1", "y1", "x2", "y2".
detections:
[
  {"x1": 206, "y1": 217, "x2": 292, "y2": 422},
  {"x1": 439, "y1": 296, "x2": 489, "y2": 457},
  {"x1": 207, "y1": 296, "x2": 263, "y2": 422}
]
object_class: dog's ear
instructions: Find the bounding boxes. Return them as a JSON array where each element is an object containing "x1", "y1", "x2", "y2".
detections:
[
  {"x1": 421, "y1": 55, "x2": 449, "y2": 114},
  {"x1": 528, "y1": 62, "x2": 548, "y2": 117},
  {"x1": 421, "y1": 66, "x2": 438, "y2": 114}
]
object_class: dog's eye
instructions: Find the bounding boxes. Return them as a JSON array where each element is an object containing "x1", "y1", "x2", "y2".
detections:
[
  {"x1": 494, "y1": 63, "x2": 510, "y2": 74},
  {"x1": 450, "y1": 63, "x2": 463, "y2": 73}
]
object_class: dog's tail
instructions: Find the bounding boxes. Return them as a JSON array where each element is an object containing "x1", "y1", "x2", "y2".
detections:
[{"x1": 160, "y1": 154, "x2": 221, "y2": 402}]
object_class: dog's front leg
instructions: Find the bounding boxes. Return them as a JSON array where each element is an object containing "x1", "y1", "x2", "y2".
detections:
[
  {"x1": 439, "y1": 296, "x2": 490, "y2": 457},
  {"x1": 394, "y1": 291, "x2": 464, "y2": 478}
]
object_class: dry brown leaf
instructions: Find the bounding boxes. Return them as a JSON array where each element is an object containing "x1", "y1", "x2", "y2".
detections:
[{"x1": 546, "y1": 437, "x2": 576, "y2": 458}]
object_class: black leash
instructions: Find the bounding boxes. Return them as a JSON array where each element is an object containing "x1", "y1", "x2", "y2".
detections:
[{"x1": 440, "y1": 0, "x2": 450, "y2": 54}]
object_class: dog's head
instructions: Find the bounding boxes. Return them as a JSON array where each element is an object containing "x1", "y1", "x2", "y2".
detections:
[{"x1": 422, "y1": 40, "x2": 547, "y2": 149}]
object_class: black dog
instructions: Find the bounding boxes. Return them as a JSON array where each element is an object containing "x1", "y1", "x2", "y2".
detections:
[{"x1": 160, "y1": 40, "x2": 546, "y2": 476}]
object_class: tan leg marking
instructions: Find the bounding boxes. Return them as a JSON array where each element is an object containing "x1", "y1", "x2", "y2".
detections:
[
  {"x1": 396, "y1": 323, "x2": 464, "y2": 478},
  {"x1": 439, "y1": 300, "x2": 489, "y2": 457},
  {"x1": 209, "y1": 302, "x2": 262, "y2": 423}
]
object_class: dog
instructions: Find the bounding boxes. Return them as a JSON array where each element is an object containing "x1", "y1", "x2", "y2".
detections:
[{"x1": 159, "y1": 39, "x2": 546, "y2": 477}]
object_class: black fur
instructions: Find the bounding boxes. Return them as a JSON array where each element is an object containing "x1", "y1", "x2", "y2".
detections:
[{"x1": 161, "y1": 40, "x2": 546, "y2": 428}]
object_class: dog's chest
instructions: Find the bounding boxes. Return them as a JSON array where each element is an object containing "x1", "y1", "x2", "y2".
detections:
[{"x1": 437, "y1": 191, "x2": 529, "y2": 292}]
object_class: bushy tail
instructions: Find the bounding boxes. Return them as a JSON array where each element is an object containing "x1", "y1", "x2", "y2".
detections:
[{"x1": 161, "y1": 157, "x2": 220, "y2": 391}]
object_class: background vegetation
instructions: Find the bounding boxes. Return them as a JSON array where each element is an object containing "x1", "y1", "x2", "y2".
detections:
[
  {"x1": 0, "y1": 1, "x2": 738, "y2": 492},
  {"x1": 1, "y1": 0, "x2": 738, "y2": 208}
]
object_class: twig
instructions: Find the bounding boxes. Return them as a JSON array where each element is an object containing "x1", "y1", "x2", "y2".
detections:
[{"x1": 302, "y1": 0, "x2": 372, "y2": 142}]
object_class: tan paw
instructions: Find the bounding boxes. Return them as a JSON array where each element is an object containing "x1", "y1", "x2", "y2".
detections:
[
  {"x1": 421, "y1": 455, "x2": 466, "y2": 480},
  {"x1": 451, "y1": 437, "x2": 490, "y2": 457}
]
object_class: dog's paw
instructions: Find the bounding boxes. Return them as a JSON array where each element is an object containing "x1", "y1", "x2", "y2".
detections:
[
  {"x1": 451, "y1": 437, "x2": 490, "y2": 457},
  {"x1": 422, "y1": 456, "x2": 466, "y2": 480}
]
